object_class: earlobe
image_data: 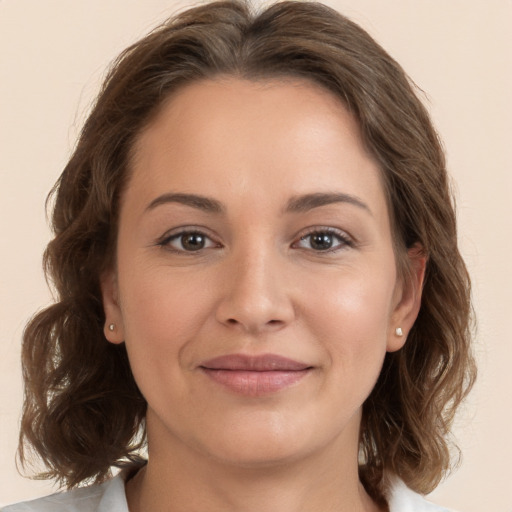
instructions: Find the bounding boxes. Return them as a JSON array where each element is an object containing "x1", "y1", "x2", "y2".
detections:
[
  {"x1": 100, "y1": 270, "x2": 125, "y2": 344},
  {"x1": 387, "y1": 244, "x2": 427, "y2": 352}
]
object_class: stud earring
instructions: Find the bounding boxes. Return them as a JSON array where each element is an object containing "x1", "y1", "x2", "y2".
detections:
[
  {"x1": 108, "y1": 323, "x2": 115, "y2": 332},
  {"x1": 395, "y1": 327, "x2": 403, "y2": 337}
]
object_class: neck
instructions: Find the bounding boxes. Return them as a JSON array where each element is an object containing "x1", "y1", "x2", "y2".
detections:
[{"x1": 126, "y1": 414, "x2": 384, "y2": 512}]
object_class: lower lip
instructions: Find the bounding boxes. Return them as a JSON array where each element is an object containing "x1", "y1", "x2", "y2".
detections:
[{"x1": 200, "y1": 368, "x2": 311, "y2": 396}]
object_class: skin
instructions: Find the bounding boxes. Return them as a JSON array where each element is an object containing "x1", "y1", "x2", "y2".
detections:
[{"x1": 102, "y1": 77, "x2": 425, "y2": 512}]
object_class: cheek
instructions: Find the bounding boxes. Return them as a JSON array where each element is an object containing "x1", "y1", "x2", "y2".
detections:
[
  {"x1": 304, "y1": 265, "x2": 395, "y2": 374},
  {"x1": 117, "y1": 266, "x2": 213, "y2": 385}
]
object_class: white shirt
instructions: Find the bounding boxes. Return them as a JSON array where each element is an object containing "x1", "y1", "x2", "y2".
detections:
[{"x1": 1, "y1": 475, "x2": 455, "y2": 512}]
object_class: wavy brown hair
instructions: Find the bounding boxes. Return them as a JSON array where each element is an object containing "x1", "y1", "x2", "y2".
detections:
[{"x1": 19, "y1": 0, "x2": 476, "y2": 504}]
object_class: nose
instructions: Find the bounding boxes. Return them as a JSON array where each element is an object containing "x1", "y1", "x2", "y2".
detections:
[{"x1": 215, "y1": 245, "x2": 296, "y2": 334}]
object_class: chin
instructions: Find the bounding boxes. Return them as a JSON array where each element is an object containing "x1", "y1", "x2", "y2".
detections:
[
  {"x1": 191, "y1": 410, "x2": 346, "y2": 470},
  {"x1": 207, "y1": 439, "x2": 311, "y2": 470}
]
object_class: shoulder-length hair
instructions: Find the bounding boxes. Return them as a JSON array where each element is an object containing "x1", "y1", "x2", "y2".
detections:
[{"x1": 19, "y1": 0, "x2": 476, "y2": 504}]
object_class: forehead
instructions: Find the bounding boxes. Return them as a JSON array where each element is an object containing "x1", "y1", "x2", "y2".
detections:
[
  {"x1": 133, "y1": 76, "x2": 367, "y2": 164},
  {"x1": 126, "y1": 77, "x2": 386, "y2": 216}
]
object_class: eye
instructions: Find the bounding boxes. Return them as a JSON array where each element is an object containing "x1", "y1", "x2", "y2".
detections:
[
  {"x1": 158, "y1": 230, "x2": 219, "y2": 253},
  {"x1": 294, "y1": 228, "x2": 352, "y2": 252}
]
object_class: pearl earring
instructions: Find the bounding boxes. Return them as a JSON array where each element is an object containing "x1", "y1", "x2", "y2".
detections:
[
  {"x1": 108, "y1": 323, "x2": 115, "y2": 332},
  {"x1": 395, "y1": 327, "x2": 403, "y2": 337}
]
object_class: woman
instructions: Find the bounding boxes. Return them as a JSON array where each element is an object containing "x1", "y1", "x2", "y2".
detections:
[{"x1": 4, "y1": 0, "x2": 476, "y2": 510}]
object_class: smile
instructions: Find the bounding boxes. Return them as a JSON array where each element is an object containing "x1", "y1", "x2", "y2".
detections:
[{"x1": 199, "y1": 354, "x2": 313, "y2": 396}]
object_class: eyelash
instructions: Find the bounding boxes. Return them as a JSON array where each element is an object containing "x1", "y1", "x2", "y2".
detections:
[
  {"x1": 294, "y1": 227, "x2": 354, "y2": 253},
  {"x1": 156, "y1": 227, "x2": 354, "y2": 255}
]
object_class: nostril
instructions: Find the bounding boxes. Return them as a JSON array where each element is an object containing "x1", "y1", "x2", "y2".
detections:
[{"x1": 224, "y1": 317, "x2": 283, "y2": 329}]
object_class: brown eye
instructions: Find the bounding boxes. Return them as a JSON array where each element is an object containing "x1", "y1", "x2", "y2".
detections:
[
  {"x1": 309, "y1": 233, "x2": 335, "y2": 251},
  {"x1": 159, "y1": 230, "x2": 218, "y2": 253},
  {"x1": 295, "y1": 229, "x2": 352, "y2": 252},
  {"x1": 180, "y1": 233, "x2": 206, "y2": 251}
]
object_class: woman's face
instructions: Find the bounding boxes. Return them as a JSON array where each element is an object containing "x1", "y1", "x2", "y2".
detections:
[{"x1": 102, "y1": 77, "x2": 422, "y2": 468}]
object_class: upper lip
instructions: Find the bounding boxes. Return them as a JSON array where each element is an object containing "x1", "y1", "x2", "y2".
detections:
[{"x1": 199, "y1": 354, "x2": 311, "y2": 371}]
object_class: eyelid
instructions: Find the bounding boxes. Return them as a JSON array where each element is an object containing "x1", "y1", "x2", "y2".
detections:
[
  {"x1": 292, "y1": 226, "x2": 354, "y2": 252},
  {"x1": 154, "y1": 225, "x2": 354, "y2": 254},
  {"x1": 155, "y1": 226, "x2": 221, "y2": 253}
]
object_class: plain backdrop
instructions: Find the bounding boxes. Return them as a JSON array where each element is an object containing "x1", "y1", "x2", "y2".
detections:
[{"x1": 1, "y1": 0, "x2": 511, "y2": 510}]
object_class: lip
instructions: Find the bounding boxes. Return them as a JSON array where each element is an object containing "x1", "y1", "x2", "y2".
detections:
[{"x1": 199, "y1": 354, "x2": 313, "y2": 396}]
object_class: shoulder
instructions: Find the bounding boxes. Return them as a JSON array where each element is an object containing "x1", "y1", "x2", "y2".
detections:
[
  {"x1": 388, "y1": 479, "x2": 458, "y2": 512},
  {"x1": 1, "y1": 475, "x2": 128, "y2": 512}
]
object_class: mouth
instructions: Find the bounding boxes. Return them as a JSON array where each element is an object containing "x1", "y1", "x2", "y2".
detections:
[{"x1": 199, "y1": 354, "x2": 313, "y2": 396}]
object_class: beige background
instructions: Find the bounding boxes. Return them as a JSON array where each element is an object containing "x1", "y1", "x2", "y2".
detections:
[{"x1": 1, "y1": 0, "x2": 511, "y2": 509}]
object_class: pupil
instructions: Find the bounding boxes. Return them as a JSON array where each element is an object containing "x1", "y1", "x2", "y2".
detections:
[
  {"x1": 182, "y1": 233, "x2": 204, "y2": 251},
  {"x1": 311, "y1": 233, "x2": 332, "y2": 250}
]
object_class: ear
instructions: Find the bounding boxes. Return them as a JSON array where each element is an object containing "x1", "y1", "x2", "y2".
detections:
[
  {"x1": 387, "y1": 244, "x2": 427, "y2": 352},
  {"x1": 100, "y1": 270, "x2": 125, "y2": 344}
]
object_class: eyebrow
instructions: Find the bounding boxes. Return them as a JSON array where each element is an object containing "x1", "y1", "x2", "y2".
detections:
[
  {"x1": 145, "y1": 191, "x2": 371, "y2": 215},
  {"x1": 284, "y1": 192, "x2": 371, "y2": 215},
  {"x1": 146, "y1": 193, "x2": 224, "y2": 214}
]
